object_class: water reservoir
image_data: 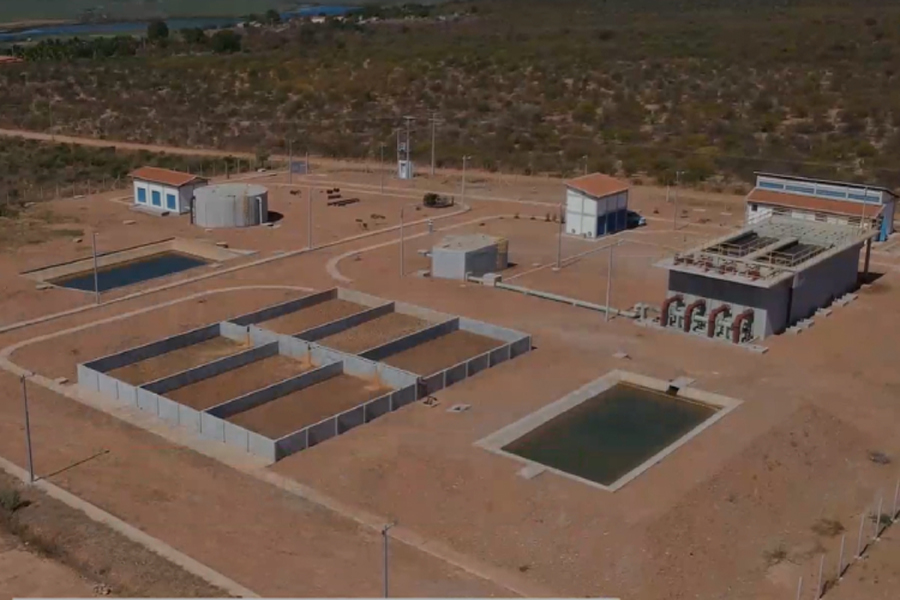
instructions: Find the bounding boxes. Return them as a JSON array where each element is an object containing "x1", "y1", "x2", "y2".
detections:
[
  {"x1": 52, "y1": 251, "x2": 207, "y2": 292},
  {"x1": 192, "y1": 183, "x2": 268, "y2": 228},
  {"x1": 503, "y1": 383, "x2": 717, "y2": 487}
]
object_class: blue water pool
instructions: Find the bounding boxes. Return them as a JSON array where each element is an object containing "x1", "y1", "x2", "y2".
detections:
[
  {"x1": 52, "y1": 251, "x2": 207, "y2": 292},
  {"x1": 503, "y1": 383, "x2": 717, "y2": 486}
]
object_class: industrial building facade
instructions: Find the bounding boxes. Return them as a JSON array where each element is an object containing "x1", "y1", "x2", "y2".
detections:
[
  {"x1": 564, "y1": 173, "x2": 630, "y2": 239},
  {"x1": 431, "y1": 234, "x2": 508, "y2": 280},
  {"x1": 655, "y1": 216, "x2": 876, "y2": 343},
  {"x1": 131, "y1": 167, "x2": 208, "y2": 214},
  {"x1": 746, "y1": 173, "x2": 897, "y2": 241}
]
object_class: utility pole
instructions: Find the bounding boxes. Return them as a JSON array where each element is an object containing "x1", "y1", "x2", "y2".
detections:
[
  {"x1": 21, "y1": 375, "x2": 34, "y2": 484},
  {"x1": 403, "y1": 116, "x2": 415, "y2": 178},
  {"x1": 555, "y1": 202, "x2": 564, "y2": 270},
  {"x1": 307, "y1": 186, "x2": 313, "y2": 250},
  {"x1": 288, "y1": 138, "x2": 293, "y2": 185},
  {"x1": 582, "y1": 154, "x2": 588, "y2": 176},
  {"x1": 605, "y1": 242, "x2": 615, "y2": 322},
  {"x1": 306, "y1": 150, "x2": 311, "y2": 175},
  {"x1": 673, "y1": 170, "x2": 684, "y2": 231},
  {"x1": 380, "y1": 143, "x2": 386, "y2": 193},
  {"x1": 382, "y1": 523, "x2": 394, "y2": 598},
  {"x1": 430, "y1": 113, "x2": 438, "y2": 176},
  {"x1": 91, "y1": 232, "x2": 100, "y2": 305},
  {"x1": 461, "y1": 155, "x2": 471, "y2": 203}
]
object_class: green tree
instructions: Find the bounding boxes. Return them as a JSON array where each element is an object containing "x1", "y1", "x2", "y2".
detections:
[
  {"x1": 265, "y1": 9, "x2": 282, "y2": 24},
  {"x1": 180, "y1": 28, "x2": 207, "y2": 45},
  {"x1": 147, "y1": 20, "x2": 169, "y2": 42},
  {"x1": 210, "y1": 30, "x2": 242, "y2": 53}
]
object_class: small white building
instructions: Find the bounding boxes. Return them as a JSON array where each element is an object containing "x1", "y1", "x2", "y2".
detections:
[
  {"x1": 431, "y1": 234, "x2": 508, "y2": 280},
  {"x1": 130, "y1": 167, "x2": 208, "y2": 214},
  {"x1": 565, "y1": 173, "x2": 630, "y2": 238}
]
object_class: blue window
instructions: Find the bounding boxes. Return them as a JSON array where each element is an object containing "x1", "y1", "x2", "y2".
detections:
[
  {"x1": 136, "y1": 187, "x2": 147, "y2": 204},
  {"x1": 151, "y1": 190, "x2": 162, "y2": 207},
  {"x1": 166, "y1": 193, "x2": 177, "y2": 210},
  {"x1": 758, "y1": 180, "x2": 784, "y2": 190},
  {"x1": 816, "y1": 189, "x2": 847, "y2": 199},
  {"x1": 785, "y1": 184, "x2": 816, "y2": 195}
]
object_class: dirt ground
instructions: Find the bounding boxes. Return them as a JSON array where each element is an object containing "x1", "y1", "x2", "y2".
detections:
[
  {"x1": 166, "y1": 354, "x2": 312, "y2": 410},
  {"x1": 3, "y1": 163, "x2": 900, "y2": 599},
  {"x1": 382, "y1": 330, "x2": 503, "y2": 376},
  {"x1": 260, "y1": 297, "x2": 365, "y2": 334},
  {"x1": 107, "y1": 336, "x2": 249, "y2": 385},
  {"x1": 227, "y1": 374, "x2": 391, "y2": 439},
  {"x1": 317, "y1": 312, "x2": 427, "y2": 353},
  {"x1": 0, "y1": 471, "x2": 225, "y2": 598}
]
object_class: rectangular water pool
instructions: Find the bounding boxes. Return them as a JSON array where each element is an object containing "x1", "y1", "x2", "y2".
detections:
[
  {"x1": 52, "y1": 251, "x2": 208, "y2": 292},
  {"x1": 503, "y1": 383, "x2": 717, "y2": 487}
]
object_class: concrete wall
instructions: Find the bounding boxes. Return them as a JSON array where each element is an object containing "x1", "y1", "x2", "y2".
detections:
[
  {"x1": 296, "y1": 303, "x2": 394, "y2": 341},
  {"x1": 360, "y1": 319, "x2": 459, "y2": 362},
  {"x1": 230, "y1": 290, "x2": 336, "y2": 326},
  {"x1": 142, "y1": 343, "x2": 278, "y2": 395},
  {"x1": 207, "y1": 362, "x2": 342, "y2": 418},
  {"x1": 789, "y1": 244, "x2": 861, "y2": 323},
  {"x1": 432, "y1": 246, "x2": 500, "y2": 280},
  {"x1": 84, "y1": 323, "x2": 220, "y2": 373}
]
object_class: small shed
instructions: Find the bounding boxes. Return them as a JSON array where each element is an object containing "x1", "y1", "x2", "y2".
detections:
[
  {"x1": 565, "y1": 173, "x2": 630, "y2": 239},
  {"x1": 130, "y1": 167, "x2": 208, "y2": 214},
  {"x1": 431, "y1": 234, "x2": 508, "y2": 280}
]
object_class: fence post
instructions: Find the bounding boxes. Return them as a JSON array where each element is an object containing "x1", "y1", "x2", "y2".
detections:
[
  {"x1": 856, "y1": 510, "x2": 866, "y2": 558},
  {"x1": 815, "y1": 554, "x2": 824, "y2": 599},
  {"x1": 893, "y1": 479, "x2": 900, "y2": 520},
  {"x1": 795, "y1": 576, "x2": 802, "y2": 600},
  {"x1": 837, "y1": 533, "x2": 845, "y2": 580},
  {"x1": 875, "y1": 495, "x2": 883, "y2": 540}
]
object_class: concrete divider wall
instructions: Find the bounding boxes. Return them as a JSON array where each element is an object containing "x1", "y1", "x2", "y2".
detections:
[
  {"x1": 142, "y1": 343, "x2": 278, "y2": 395},
  {"x1": 229, "y1": 290, "x2": 335, "y2": 326},
  {"x1": 337, "y1": 405, "x2": 366, "y2": 433},
  {"x1": 489, "y1": 344, "x2": 512, "y2": 367},
  {"x1": 116, "y1": 379, "x2": 138, "y2": 406},
  {"x1": 157, "y1": 395, "x2": 181, "y2": 425},
  {"x1": 307, "y1": 419, "x2": 337, "y2": 447},
  {"x1": 420, "y1": 372, "x2": 445, "y2": 395},
  {"x1": 467, "y1": 353, "x2": 491, "y2": 377},
  {"x1": 206, "y1": 362, "x2": 343, "y2": 419},
  {"x1": 219, "y1": 321, "x2": 250, "y2": 343},
  {"x1": 510, "y1": 336, "x2": 532, "y2": 358},
  {"x1": 360, "y1": 319, "x2": 459, "y2": 362},
  {"x1": 336, "y1": 288, "x2": 392, "y2": 308},
  {"x1": 200, "y1": 412, "x2": 226, "y2": 442},
  {"x1": 77, "y1": 364, "x2": 100, "y2": 392},
  {"x1": 224, "y1": 421, "x2": 250, "y2": 452},
  {"x1": 136, "y1": 388, "x2": 160, "y2": 414},
  {"x1": 179, "y1": 405, "x2": 202, "y2": 432},
  {"x1": 98, "y1": 372, "x2": 121, "y2": 400},
  {"x1": 364, "y1": 394, "x2": 392, "y2": 421},
  {"x1": 376, "y1": 363, "x2": 419, "y2": 390},
  {"x1": 458, "y1": 317, "x2": 528, "y2": 343},
  {"x1": 249, "y1": 325, "x2": 281, "y2": 347},
  {"x1": 392, "y1": 300, "x2": 455, "y2": 323},
  {"x1": 391, "y1": 385, "x2": 417, "y2": 408},
  {"x1": 295, "y1": 303, "x2": 394, "y2": 341},
  {"x1": 445, "y1": 362, "x2": 468, "y2": 387},
  {"x1": 249, "y1": 431, "x2": 278, "y2": 462},
  {"x1": 85, "y1": 323, "x2": 220, "y2": 372}
]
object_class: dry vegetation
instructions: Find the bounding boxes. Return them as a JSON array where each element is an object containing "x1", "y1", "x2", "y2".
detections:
[{"x1": 1, "y1": 0, "x2": 900, "y2": 188}]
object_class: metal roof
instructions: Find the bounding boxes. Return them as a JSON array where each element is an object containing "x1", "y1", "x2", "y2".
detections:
[
  {"x1": 747, "y1": 189, "x2": 884, "y2": 218},
  {"x1": 130, "y1": 166, "x2": 207, "y2": 188},
  {"x1": 565, "y1": 173, "x2": 629, "y2": 199},
  {"x1": 754, "y1": 171, "x2": 897, "y2": 197}
]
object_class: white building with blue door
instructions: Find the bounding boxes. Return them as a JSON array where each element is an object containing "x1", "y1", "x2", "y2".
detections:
[
  {"x1": 564, "y1": 173, "x2": 630, "y2": 239},
  {"x1": 747, "y1": 173, "x2": 897, "y2": 242},
  {"x1": 130, "y1": 167, "x2": 208, "y2": 214}
]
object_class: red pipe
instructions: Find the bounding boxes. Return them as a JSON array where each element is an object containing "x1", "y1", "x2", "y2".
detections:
[
  {"x1": 707, "y1": 304, "x2": 730, "y2": 338},
  {"x1": 683, "y1": 299, "x2": 706, "y2": 332},
  {"x1": 731, "y1": 309, "x2": 754, "y2": 343},
  {"x1": 661, "y1": 294, "x2": 683, "y2": 327}
]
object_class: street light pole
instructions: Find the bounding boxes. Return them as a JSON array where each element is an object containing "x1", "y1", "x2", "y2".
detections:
[
  {"x1": 430, "y1": 113, "x2": 438, "y2": 176},
  {"x1": 605, "y1": 242, "x2": 616, "y2": 322},
  {"x1": 582, "y1": 155, "x2": 588, "y2": 176},
  {"x1": 288, "y1": 138, "x2": 293, "y2": 185},
  {"x1": 91, "y1": 232, "x2": 100, "y2": 305},
  {"x1": 21, "y1": 375, "x2": 34, "y2": 484},
  {"x1": 673, "y1": 170, "x2": 684, "y2": 231},
  {"x1": 307, "y1": 186, "x2": 313, "y2": 250},
  {"x1": 461, "y1": 155, "x2": 471, "y2": 203},
  {"x1": 555, "y1": 202, "x2": 564, "y2": 270},
  {"x1": 382, "y1": 523, "x2": 394, "y2": 598},
  {"x1": 380, "y1": 143, "x2": 386, "y2": 193}
]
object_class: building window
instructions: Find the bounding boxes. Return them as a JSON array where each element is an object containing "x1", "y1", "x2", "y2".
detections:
[
  {"x1": 758, "y1": 180, "x2": 784, "y2": 191},
  {"x1": 151, "y1": 190, "x2": 162, "y2": 207},
  {"x1": 816, "y1": 188, "x2": 847, "y2": 199},
  {"x1": 751, "y1": 204, "x2": 758, "y2": 212},
  {"x1": 136, "y1": 187, "x2": 147, "y2": 204},
  {"x1": 785, "y1": 184, "x2": 816, "y2": 195},
  {"x1": 166, "y1": 193, "x2": 177, "y2": 210}
]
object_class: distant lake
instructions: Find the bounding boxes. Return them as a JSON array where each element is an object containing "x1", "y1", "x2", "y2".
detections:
[{"x1": 0, "y1": 6, "x2": 356, "y2": 43}]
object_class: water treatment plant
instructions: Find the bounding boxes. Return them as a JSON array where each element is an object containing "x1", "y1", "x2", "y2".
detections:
[{"x1": 3, "y1": 159, "x2": 900, "y2": 600}]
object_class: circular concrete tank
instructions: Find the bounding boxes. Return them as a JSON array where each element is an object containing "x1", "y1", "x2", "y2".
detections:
[{"x1": 192, "y1": 183, "x2": 268, "y2": 228}]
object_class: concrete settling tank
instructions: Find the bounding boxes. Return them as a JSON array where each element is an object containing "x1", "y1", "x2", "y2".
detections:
[{"x1": 192, "y1": 183, "x2": 268, "y2": 228}]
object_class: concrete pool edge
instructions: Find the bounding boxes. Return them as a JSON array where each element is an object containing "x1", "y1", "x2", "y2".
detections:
[{"x1": 474, "y1": 370, "x2": 742, "y2": 492}]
